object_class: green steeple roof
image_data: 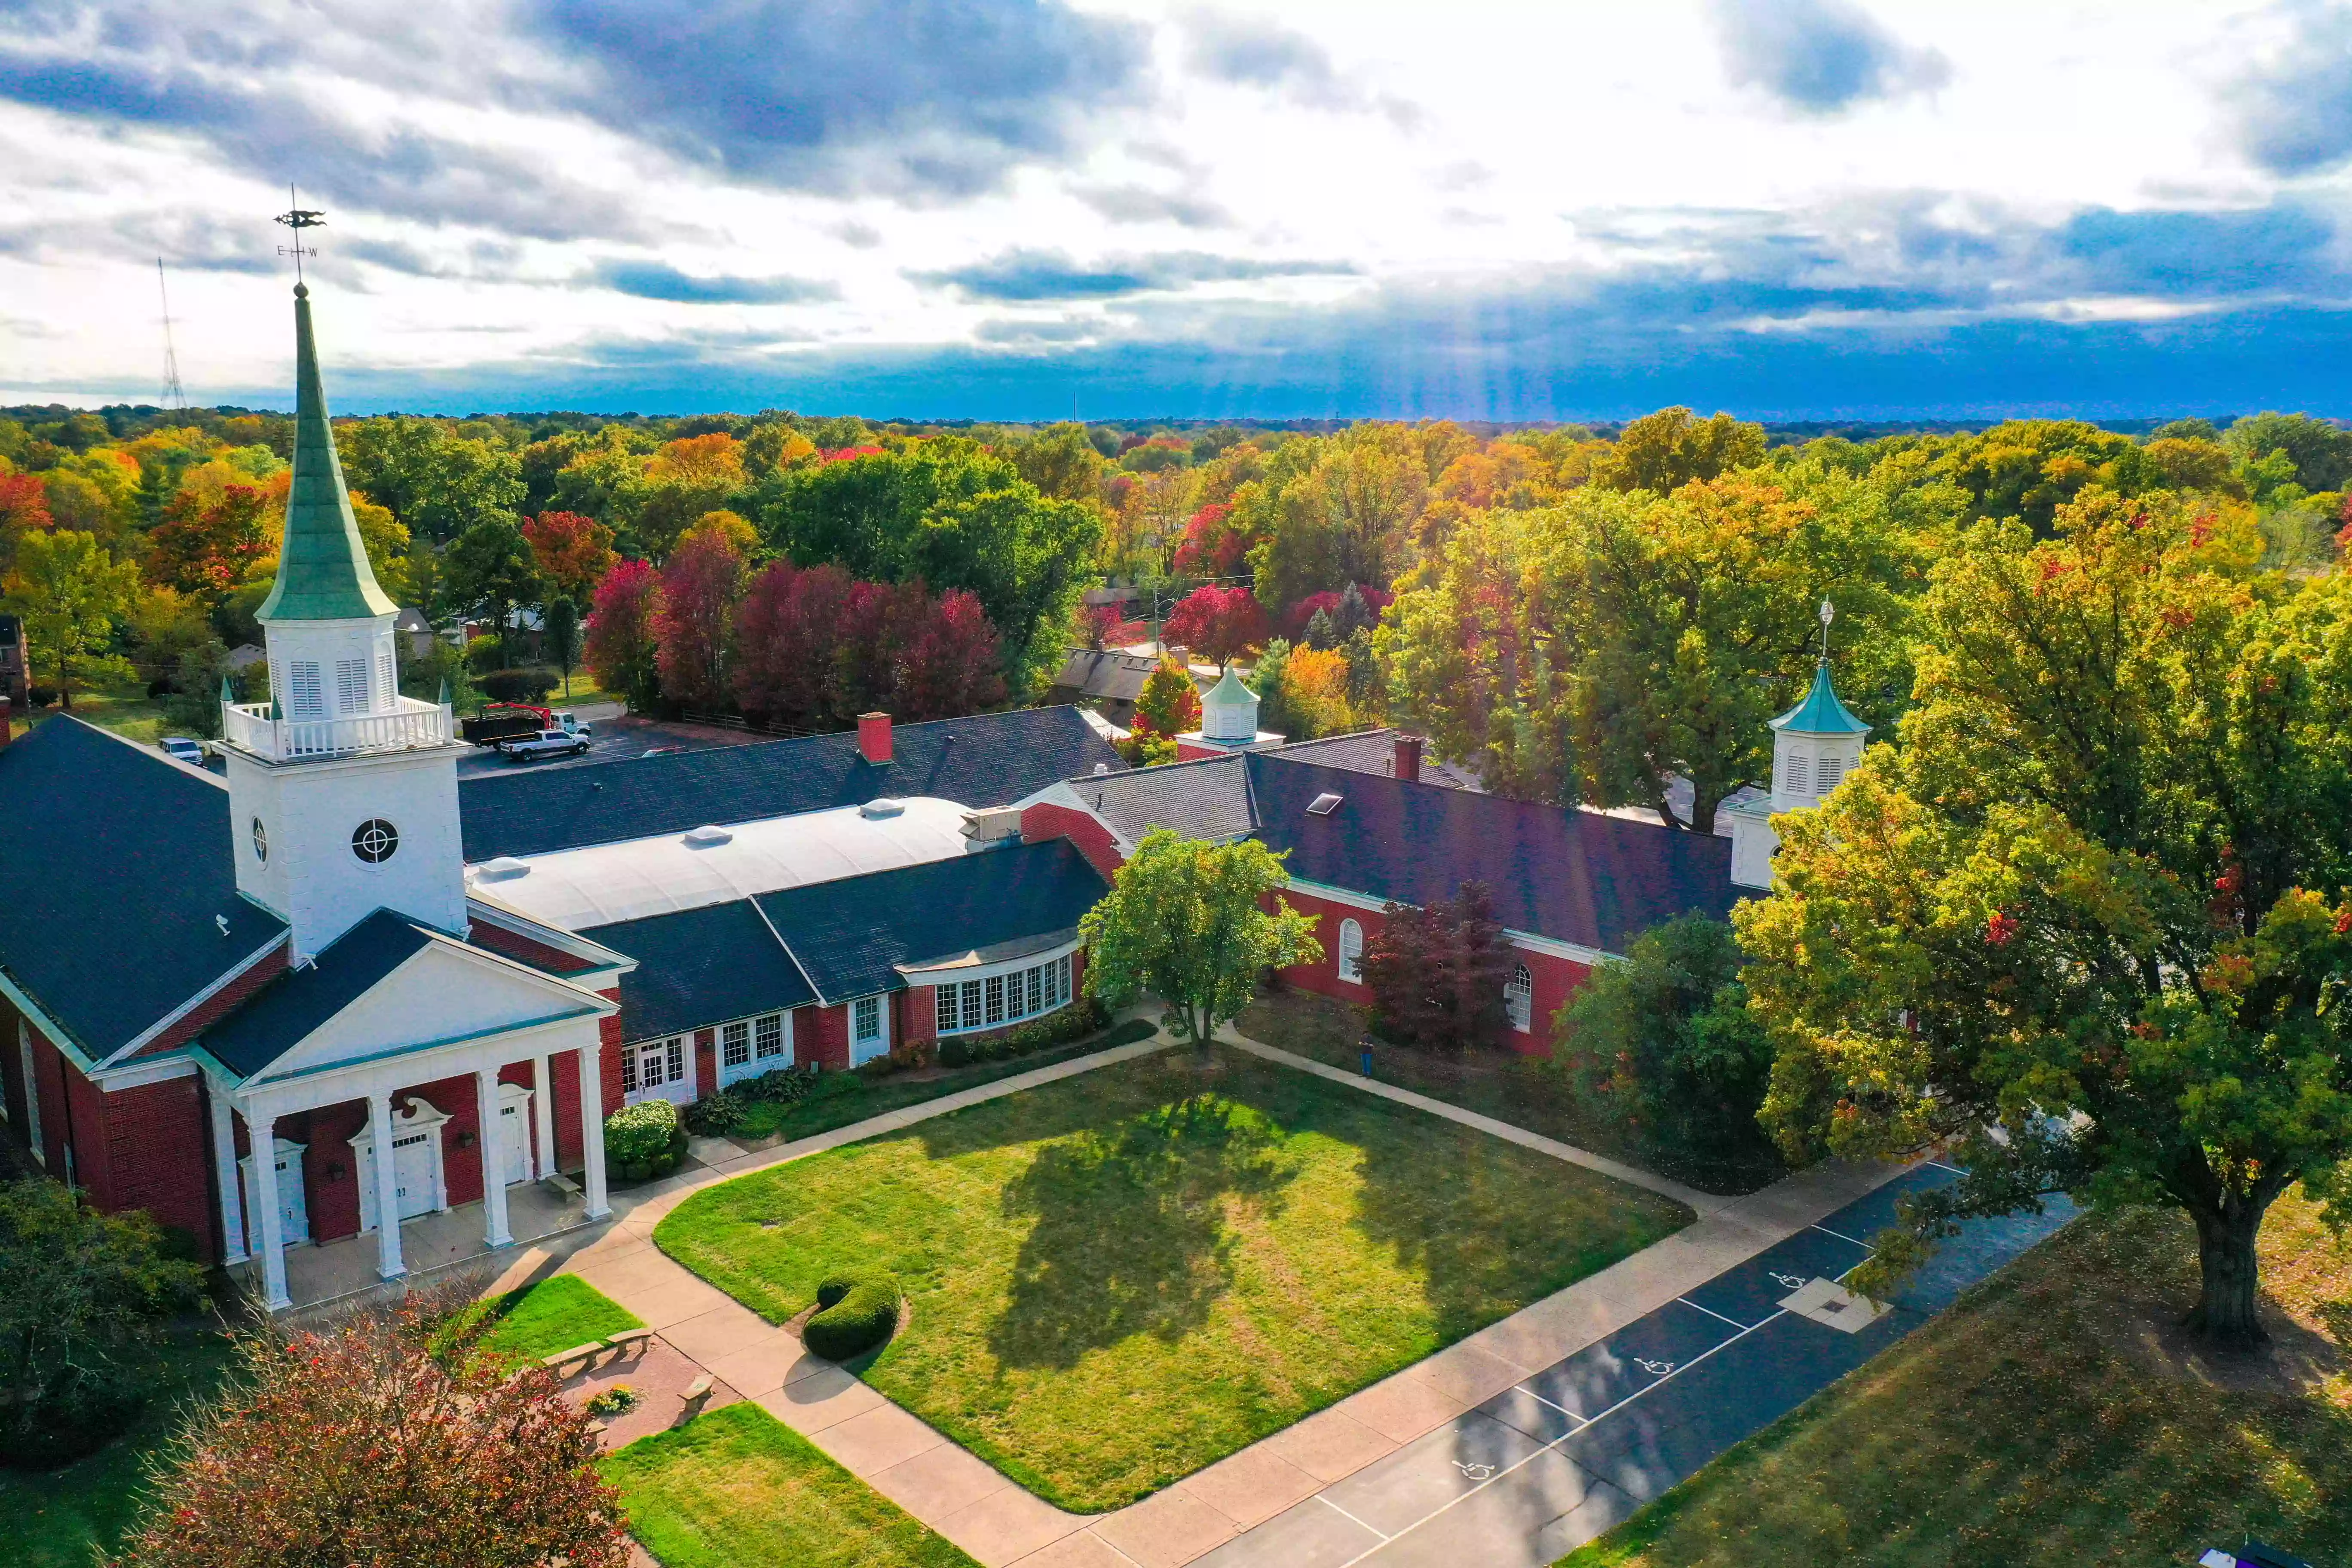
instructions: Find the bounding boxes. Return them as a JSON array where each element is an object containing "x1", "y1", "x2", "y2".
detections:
[
  {"x1": 1770, "y1": 660, "x2": 1870, "y2": 735},
  {"x1": 256, "y1": 284, "x2": 398, "y2": 624}
]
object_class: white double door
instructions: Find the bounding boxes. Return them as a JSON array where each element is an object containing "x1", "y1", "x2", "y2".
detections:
[
  {"x1": 358, "y1": 1127, "x2": 441, "y2": 1227},
  {"x1": 241, "y1": 1138, "x2": 309, "y2": 1253}
]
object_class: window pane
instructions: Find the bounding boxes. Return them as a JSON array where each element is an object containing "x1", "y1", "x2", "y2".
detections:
[
  {"x1": 984, "y1": 975, "x2": 1004, "y2": 1025},
  {"x1": 622, "y1": 1048, "x2": 639, "y2": 1093},
  {"x1": 756, "y1": 1014, "x2": 784, "y2": 1058},
  {"x1": 937, "y1": 987, "x2": 958, "y2": 1034},
  {"x1": 1026, "y1": 966, "x2": 1042, "y2": 1016},
  {"x1": 854, "y1": 997, "x2": 879, "y2": 1041},
  {"x1": 723, "y1": 1021, "x2": 750, "y2": 1067},
  {"x1": 962, "y1": 980, "x2": 983, "y2": 1031},
  {"x1": 1057, "y1": 954, "x2": 1071, "y2": 1005},
  {"x1": 665, "y1": 1038, "x2": 684, "y2": 1082}
]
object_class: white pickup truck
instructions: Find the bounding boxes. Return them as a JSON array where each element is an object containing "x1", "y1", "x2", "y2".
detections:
[{"x1": 496, "y1": 726, "x2": 593, "y2": 762}]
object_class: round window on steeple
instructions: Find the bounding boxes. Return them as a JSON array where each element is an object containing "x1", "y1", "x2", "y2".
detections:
[
  {"x1": 352, "y1": 818, "x2": 400, "y2": 865},
  {"x1": 252, "y1": 817, "x2": 268, "y2": 864}
]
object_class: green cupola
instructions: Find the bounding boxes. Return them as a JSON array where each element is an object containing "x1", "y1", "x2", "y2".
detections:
[{"x1": 255, "y1": 284, "x2": 398, "y2": 624}]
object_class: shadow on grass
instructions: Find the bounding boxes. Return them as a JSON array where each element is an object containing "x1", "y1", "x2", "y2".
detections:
[{"x1": 986, "y1": 1091, "x2": 1302, "y2": 1371}]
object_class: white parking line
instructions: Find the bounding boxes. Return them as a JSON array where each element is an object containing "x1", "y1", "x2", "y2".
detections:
[
  {"x1": 1512, "y1": 1385, "x2": 1589, "y2": 1426},
  {"x1": 1812, "y1": 1222, "x2": 1872, "y2": 1247},
  {"x1": 1675, "y1": 1295, "x2": 1752, "y2": 1331},
  {"x1": 1320, "y1": 1493, "x2": 1391, "y2": 1541}
]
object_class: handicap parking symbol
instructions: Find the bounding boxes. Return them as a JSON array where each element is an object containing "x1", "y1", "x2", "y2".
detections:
[
  {"x1": 1771, "y1": 1271, "x2": 1809, "y2": 1291},
  {"x1": 1634, "y1": 1357, "x2": 1675, "y2": 1376},
  {"x1": 1451, "y1": 1460, "x2": 1495, "y2": 1481}
]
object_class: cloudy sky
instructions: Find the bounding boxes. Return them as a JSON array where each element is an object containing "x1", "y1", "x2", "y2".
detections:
[{"x1": 2, "y1": 0, "x2": 2349, "y2": 420}]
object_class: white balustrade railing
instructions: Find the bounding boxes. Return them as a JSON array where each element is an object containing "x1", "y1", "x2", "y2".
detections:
[{"x1": 221, "y1": 698, "x2": 455, "y2": 762}]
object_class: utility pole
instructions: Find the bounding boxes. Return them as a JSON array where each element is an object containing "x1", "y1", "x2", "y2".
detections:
[{"x1": 157, "y1": 259, "x2": 186, "y2": 412}]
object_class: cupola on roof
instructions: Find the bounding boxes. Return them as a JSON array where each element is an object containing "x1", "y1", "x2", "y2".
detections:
[
  {"x1": 255, "y1": 284, "x2": 398, "y2": 624},
  {"x1": 1770, "y1": 660, "x2": 1870, "y2": 736}
]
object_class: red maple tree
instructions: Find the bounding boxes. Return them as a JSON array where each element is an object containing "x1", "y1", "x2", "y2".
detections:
[
  {"x1": 521, "y1": 510, "x2": 618, "y2": 601},
  {"x1": 655, "y1": 529, "x2": 749, "y2": 711},
  {"x1": 582, "y1": 557, "x2": 663, "y2": 710},
  {"x1": 1162, "y1": 584, "x2": 1269, "y2": 671}
]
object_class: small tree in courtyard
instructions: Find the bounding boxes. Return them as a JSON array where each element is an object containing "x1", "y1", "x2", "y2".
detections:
[
  {"x1": 1738, "y1": 490, "x2": 2352, "y2": 1348},
  {"x1": 1133, "y1": 656, "x2": 1200, "y2": 738},
  {"x1": 1081, "y1": 828, "x2": 1320, "y2": 1054},
  {"x1": 1359, "y1": 882, "x2": 1515, "y2": 1052},
  {"x1": 113, "y1": 1295, "x2": 630, "y2": 1568}
]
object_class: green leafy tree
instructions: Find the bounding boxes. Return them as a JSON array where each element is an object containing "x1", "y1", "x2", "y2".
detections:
[
  {"x1": 444, "y1": 519, "x2": 543, "y2": 667},
  {"x1": 1133, "y1": 656, "x2": 1200, "y2": 739},
  {"x1": 340, "y1": 418, "x2": 525, "y2": 545},
  {"x1": 2223, "y1": 410, "x2": 2352, "y2": 494},
  {"x1": 544, "y1": 596, "x2": 580, "y2": 699},
  {"x1": 1556, "y1": 915, "x2": 1778, "y2": 1174},
  {"x1": 0, "y1": 1180, "x2": 203, "y2": 1465},
  {"x1": 3, "y1": 529, "x2": 138, "y2": 706},
  {"x1": 1737, "y1": 488, "x2": 2352, "y2": 1348},
  {"x1": 1593, "y1": 407, "x2": 1766, "y2": 493},
  {"x1": 1081, "y1": 829, "x2": 1321, "y2": 1053},
  {"x1": 1004, "y1": 421, "x2": 1107, "y2": 503}
]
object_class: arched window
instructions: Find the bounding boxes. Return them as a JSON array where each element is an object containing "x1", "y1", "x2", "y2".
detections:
[
  {"x1": 1338, "y1": 919, "x2": 1364, "y2": 983},
  {"x1": 1505, "y1": 962, "x2": 1534, "y2": 1033}
]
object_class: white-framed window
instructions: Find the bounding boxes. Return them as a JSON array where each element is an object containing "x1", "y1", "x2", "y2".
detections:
[
  {"x1": 1816, "y1": 753, "x2": 1844, "y2": 792},
  {"x1": 288, "y1": 660, "x2": 325, "y2": 719},
  {"x1": 721, "y1": 1020, "x2": 751, "y2": 1069},
  {"x1": 1338, "y1": 919, "x2": 1364, "y2": 983},
  {"x1": 1505, "y1": 962, "x2": 1534, "y2": 1033},
  {"x1": 714, "y1": 1012, "x2": 790, "y2": 1086},
  {"x1": 935, "y1": 952, "x2": 1077, "y2": 1037},
  {"x1": 854, "y1": 996, "x2": 882, "y2": 1043},
  {"x1": 623, "y1": 1036, "x2": 687, "y2": 1096},
  {"x1": 1783, "y1": 751, "x2": 1812, "y2": 796},
  {"x1": 755, "y1": 1014, "x2": 785, "y2": 1060},
  {"x1": 335, "y1": 658, "x2": 369, "y2": 715}
]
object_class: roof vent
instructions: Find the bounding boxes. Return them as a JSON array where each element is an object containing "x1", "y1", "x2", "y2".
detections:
[
  {"x1": 682, "y1": 825, "x2": 734, "y2": 847},
  {"x1": 1093, "y1": 762, "x2": 1110, "y2": 776},
  {"x1": 860, "y1": 797, "x2": 906, "y2": 819},
  {"x1": 476, "y1": 856, "x2": 532, "y2": 879},
  {"x1": 1307, "y1": 792, "x2": 1344, "y2": 817}
]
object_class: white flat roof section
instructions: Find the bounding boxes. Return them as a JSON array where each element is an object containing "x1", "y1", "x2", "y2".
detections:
[{"x1": 465, "y1": 796, "x2": 978, "y2": 930}]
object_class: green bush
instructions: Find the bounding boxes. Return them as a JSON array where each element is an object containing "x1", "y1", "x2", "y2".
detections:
[
  {"x1": 603, "y1": 1099, "x2": 684, "y2": 1180},
  {"x1": 937, "y1": 1037, "x2": 972, "y2": 1069},
  {"x1": 937, "y1": 996, "x2": 1109, "y2": 1069},
  {"x1": 0, "y1": 1360, "x2": 145, "y2": 1469},
  {"x1": 480, "y1": 665, "x2": 559, "y2": 704},
  {"x1": 802, "y1": 1271, "x2": 900, "y2": 1361},
  {"x1": 684, "y1": 1089, "x2": 749, "y2": 1137},
  {"x1": 740, "y1": 1064, "x2": 818, "y2": 1105}
]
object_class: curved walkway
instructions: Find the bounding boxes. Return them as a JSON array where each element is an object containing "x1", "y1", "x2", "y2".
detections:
[{"x1": 511, "y1": 1023, "x2": 1917, "y2": 1567}]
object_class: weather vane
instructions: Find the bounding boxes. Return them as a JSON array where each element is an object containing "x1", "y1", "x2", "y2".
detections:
[
  {"x1": 1818, "y1": 597, "x2": 1836, "y2": 662},
  {"x1": 275, "y1": 184, "x2": 324, "y2": 282}
]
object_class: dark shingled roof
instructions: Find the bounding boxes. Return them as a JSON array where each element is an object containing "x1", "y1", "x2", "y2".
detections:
[
  {"x1": 0, "y1": 719, "x2": 286, "y2": 1058},
  {"x1": 579, "y1": 900, "x2": 816, "y2": 1044},
  {"x1": 202, "y1": 910, "x2": 433, "y2": 1079},
  {"x1": 459, "y1": 706, "x2": 1121, "y2": 862},
  {"x1": 1245, "y1": 753, "x2": 1738, "y2": 953},
  {"x1": 1074, "y1": 753, "x2": 1255, "y2": 845},
  {"x1": 756, "y1": 840, "x2": 1107, "y2": 1002}
]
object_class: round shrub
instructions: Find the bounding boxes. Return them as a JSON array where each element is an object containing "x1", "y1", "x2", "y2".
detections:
[
  {"x1": 479, "y1": 665, "x2": 559, "y2": 705},
  {"x1": 603, "y1": 1099, "x2": 683, "y2": 1181},
  {"x1": 802, "y1": 1271, "x2": 900, "y2": 1362},
  {"x1": 683, "y1": 1089, "x2": 747, "y2": 1137},
  {"x1": 0, "y1": 1360, "x2": 145, "y2": 1469}
]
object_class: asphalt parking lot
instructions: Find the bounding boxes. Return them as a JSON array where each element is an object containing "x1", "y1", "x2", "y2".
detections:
[{"x1": 451, "y1": 709, "x2": 763, "y2": 778}]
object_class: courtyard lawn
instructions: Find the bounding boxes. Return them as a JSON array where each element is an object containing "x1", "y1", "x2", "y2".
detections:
[
  {"x1": 479, "y1": 1274, "x2": 644, "y2": 1361},
  {"x1": 656, "y1": 1044, "x2": 1691, "y2": 1512},
  {"x1": 602, "y1": 1402, "x2": 979, "y2": 1568},
  {"x1": 1239, "y1": 989, "x2": 1787, "y2": 1195},
  {"x1": 727, "y1": 1015, "x2": 1159, "y2": 1145},
  {"x1": 1559, "y1": 1195, "x2": 2352, "y2": 1568},
  {"x1": 3, "y1": 1331, "x2": 231, "y2": 1568}
]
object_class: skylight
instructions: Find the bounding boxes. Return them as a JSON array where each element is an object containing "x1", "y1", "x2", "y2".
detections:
[{"x1": 1307, "y1": 793, "x2": 1344, "y2": 817}]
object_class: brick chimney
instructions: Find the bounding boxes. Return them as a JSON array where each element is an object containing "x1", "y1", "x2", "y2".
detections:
[
  {"x1": 1393, "y1": 732, "x2": 1423, "y2": 784},
  {"x1": 858, "y1": 711, "x2": 892, "y2": 765}
]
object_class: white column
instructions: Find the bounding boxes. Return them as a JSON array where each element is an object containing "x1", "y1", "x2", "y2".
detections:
[
  {"x1": 248, "y1": 1111, "x2": 290, "y2": 1311},
  {"x1": 368, "y1": 1092, "x2": 406, "y2": 1280},
  {"x1": 475, "y1": 1067, "x2": 512, "y2": 1248},
  {"x1": 578, "y1": 1040, "x2": 609, "y2": 1219},
  {"x1": 530, "y1": 1051, "x2": 555, "y2": 1181},
  {"x1": 209, "y1": 1085, "x2": 246, "y2": 1265}
]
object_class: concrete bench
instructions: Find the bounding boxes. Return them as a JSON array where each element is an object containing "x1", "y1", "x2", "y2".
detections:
[
  {"x1": 603, "y1": 1328, "x2": 655, "y2": 1359},
  {"x1": 545, "y1": 1173, "x2": 582, "y2": 1198},
  {"x1": 541, "y1": 1341, "x2": 609, "y2": 1375},
  {"x1": 680, "y1": 1374, "x2": 713, "y2": 1405}
]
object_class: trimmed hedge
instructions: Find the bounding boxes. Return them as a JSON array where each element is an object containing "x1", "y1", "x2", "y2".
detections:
[
  {"x1": 604, "y1": 1098, "x2": 686, "y2": 1181},
  {"x1": 803, "y1": 1271, "x2": 901, "y2": 1362},
  {"x1": 935, "y1": 997, "x2": 1109, "y2": 1069}
]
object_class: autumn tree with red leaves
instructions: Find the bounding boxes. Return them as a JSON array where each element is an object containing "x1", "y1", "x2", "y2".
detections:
[
  {"x1": 734, "y1": 560, "x2": 1004, "y2": 729},
  {"x1": 144, "y1": 484, "x2": 271, "y2": 598},
  {"x1": 582, "y1": 557, "x2": 663, "y2": 712},
  {"x1": 655, "y1": 528, "x2": 749, "y2": 711},
  {"x1": 1161, "y1": 584, "x2": 1268, "y2": 672},
  {"x1": 521, "y1": 510, "x2": 617, "y2": 601},
  {"x1": 1360, "y1": 882, "x2": 1515, "y2": 1053},
  {"x1": 111, "y1": 1297, "x2": 630, "y2": 1568}
]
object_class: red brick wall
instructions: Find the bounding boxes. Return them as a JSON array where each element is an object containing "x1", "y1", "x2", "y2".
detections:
[
  {"x1": 900, "y1": 986, "x2": 937, "y2": 1052},
  {"x1": 795, "y1": 1004, "x2": 849, "y2": 1071},
  {"x1": 302, "y1": 1101, "x2": 368, "y2": 1242},
  {"x1": 93, "y1": 1075, "x2": 212, "y2": 1247},
  {"x1": 133, "y1": 945, "x2": 290, "y2": 1059},
  {"x1": 1510, "y1": 948, "x2": 1592, "y2": 1054},
  {"x1": 1020, "y1": 802, "x2": 1126, "y2": 882},
  {"x1": 1174, "y1": 739, "x2": 1223, "y2": 763},
  {"x1": 694, "y1": 1027, "x2": 717, "y2": 1100},
  {"x1": 467, "y1": 920, "x2": 596, "y2": 976}
]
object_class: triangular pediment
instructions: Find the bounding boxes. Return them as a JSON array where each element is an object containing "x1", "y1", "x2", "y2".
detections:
[{"x1": 243, "y1": 936, "x2": 607, "y2": 1086}]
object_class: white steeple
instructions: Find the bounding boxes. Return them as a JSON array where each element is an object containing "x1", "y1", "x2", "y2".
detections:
[
  {"x1": 1728, "y1": 601, "x2": 1871, "y2": 890},
  {"x1": 218, "y1": 282, "x2": 465, "y2": 962}
]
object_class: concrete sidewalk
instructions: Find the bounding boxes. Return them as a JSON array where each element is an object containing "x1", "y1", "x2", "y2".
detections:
[{"x1": 513, "y1": 1021, "x2": 1914, "y2": 1568}]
